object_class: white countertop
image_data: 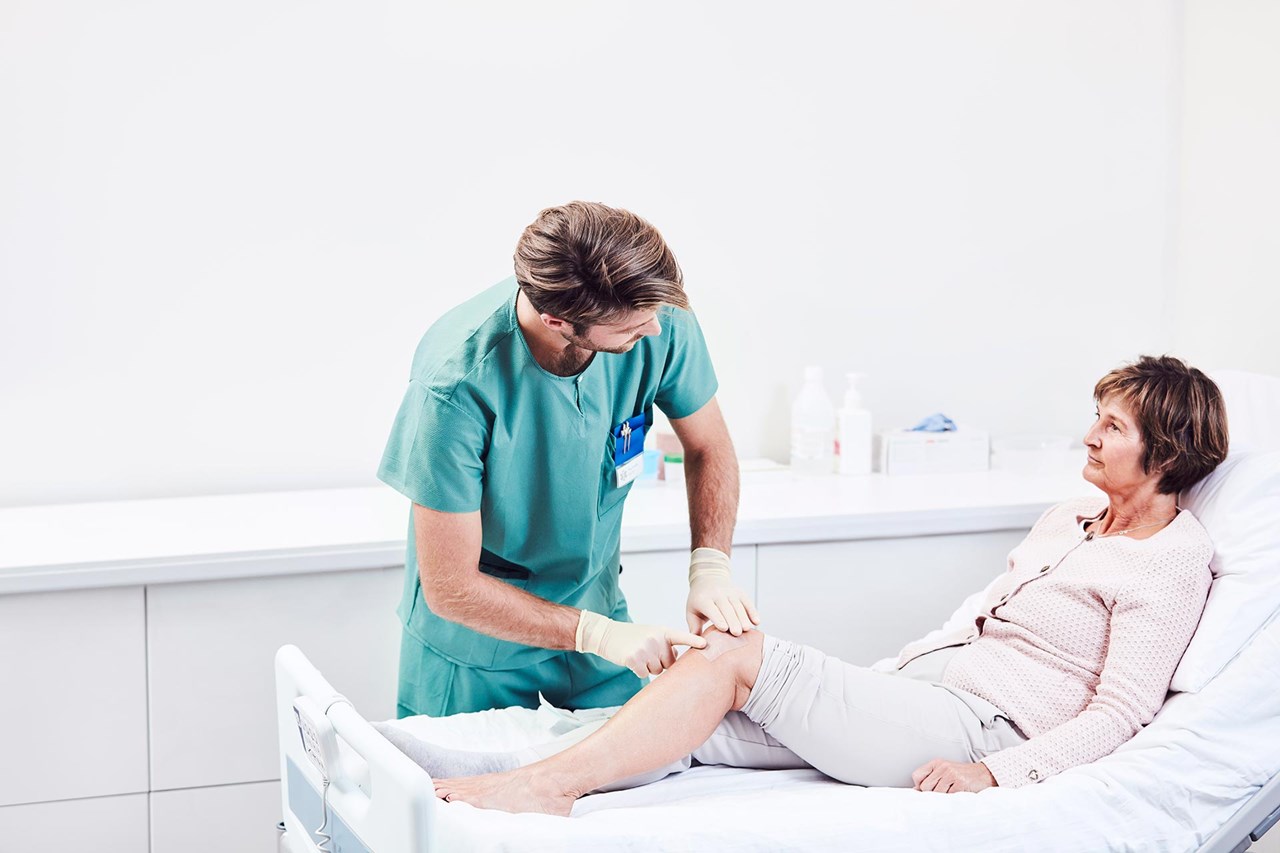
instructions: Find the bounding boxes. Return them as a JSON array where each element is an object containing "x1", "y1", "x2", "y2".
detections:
[{"x1": 0, "y1": 468, "x2": 1097, "y2": 594}]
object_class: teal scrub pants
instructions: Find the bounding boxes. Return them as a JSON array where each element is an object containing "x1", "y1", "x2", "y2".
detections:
[{"x1": 396, "y1": 632, "x2": 644, "y2": 717}]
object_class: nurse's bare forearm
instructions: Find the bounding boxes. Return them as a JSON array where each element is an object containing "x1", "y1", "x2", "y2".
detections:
[
  {"x1": 682, "y1": 444, "x2": 739, "y2": 554},
  {"x1": 413, "y1": 504, "x2": 579, "y2": 650},
  {"x1": 426, "y1": 573, "x2": 581, "y2": 651}
]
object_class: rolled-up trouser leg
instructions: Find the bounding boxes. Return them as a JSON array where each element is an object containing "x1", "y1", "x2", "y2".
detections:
[{"x1": 739, "y1": 636, "x2": 1012, "y2": 788}]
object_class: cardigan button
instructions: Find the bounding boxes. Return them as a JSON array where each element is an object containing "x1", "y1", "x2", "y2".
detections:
[
  {"x1": 1028, "y1": 769, "x2": 1040, "y2": 781},
  {"x1": 1039, "y1": 565, "x2": 1050, "y2": 573}
]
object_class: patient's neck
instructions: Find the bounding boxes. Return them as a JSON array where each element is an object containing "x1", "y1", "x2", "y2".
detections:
[{"x1": 1097, "y1": 487, "x2": 1178, "y2": 539}]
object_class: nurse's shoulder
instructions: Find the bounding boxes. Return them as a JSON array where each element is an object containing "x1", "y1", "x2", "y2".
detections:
[{"x1": 407, "y1": 277, "x2": 521, "y2": 394}]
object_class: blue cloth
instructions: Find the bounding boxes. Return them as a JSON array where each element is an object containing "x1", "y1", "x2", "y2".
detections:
[{"x1": 910, "y1": 413, "x2": 957, "y2": 432}]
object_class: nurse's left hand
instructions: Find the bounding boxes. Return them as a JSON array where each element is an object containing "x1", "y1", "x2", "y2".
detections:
[
  {"x1": 686, "y1": 547, "x2": 760, "y2": 636},
  {"x1": 911, "y1": 759, "x2": 997, "y2": 794}
]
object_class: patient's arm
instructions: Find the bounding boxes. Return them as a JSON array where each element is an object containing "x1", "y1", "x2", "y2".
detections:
[{"x1": 434, "y1": 629, "x2": 765, "y2": 816}]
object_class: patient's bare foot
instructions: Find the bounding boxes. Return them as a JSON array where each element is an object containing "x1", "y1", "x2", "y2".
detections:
[{"x1": 434, "y1": 766, "x2": 578, "y2": 816}]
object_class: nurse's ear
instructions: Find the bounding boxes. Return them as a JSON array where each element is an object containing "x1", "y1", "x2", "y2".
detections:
[{"x1": 539, "y1": 312, "x2": 572, "y2": 333}]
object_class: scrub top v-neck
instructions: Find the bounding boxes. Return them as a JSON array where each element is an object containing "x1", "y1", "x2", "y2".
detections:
[{"x1": 378, "y1": 277, "x2": 719, "y2": 671}]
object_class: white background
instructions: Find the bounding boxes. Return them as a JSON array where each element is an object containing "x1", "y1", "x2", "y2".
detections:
[{"x1": 2, "y1": 0, "x2": 1276, "y2": 507}]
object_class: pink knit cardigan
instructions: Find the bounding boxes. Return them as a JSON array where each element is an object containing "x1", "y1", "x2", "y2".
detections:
[{"x1": 896, "y1": 496, "x2": 1213, "y2": 788}]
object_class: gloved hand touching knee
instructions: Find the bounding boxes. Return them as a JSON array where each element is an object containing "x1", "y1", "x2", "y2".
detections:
[
  {"x1": 686, "y1": 547, "x2": 760, "y2": 635},
  {"x1": 576, "y1": 610, "x2": 708, "y2": 677}
]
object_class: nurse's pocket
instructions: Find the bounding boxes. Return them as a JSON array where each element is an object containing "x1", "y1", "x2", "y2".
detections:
[{"x1": 599, "y1": 430, "x2": 637, "y2": 518}]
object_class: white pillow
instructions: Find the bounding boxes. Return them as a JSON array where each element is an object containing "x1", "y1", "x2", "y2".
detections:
[{"x1": 1171, "y1": 449, "x2": 1280, "y2": 692}]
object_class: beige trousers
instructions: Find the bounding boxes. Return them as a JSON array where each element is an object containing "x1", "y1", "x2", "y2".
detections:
[{"x1": 735, "y1": 638, "x2": 1026, "y2": 787}]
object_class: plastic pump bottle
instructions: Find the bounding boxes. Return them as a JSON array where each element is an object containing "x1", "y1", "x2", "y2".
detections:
[
  {"x1": 791, "y1": 365, "x2": 836, "y2": 474},
  {"x1": 836, "y1": 373, "x2": 872, "y2": 475}
]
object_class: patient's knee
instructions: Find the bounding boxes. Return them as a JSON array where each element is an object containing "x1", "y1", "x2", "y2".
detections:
[
  {"x1": 695, "y1": 629, "x2": 766, "y2": 708},
  {"x1": 698, "y1": 628, "x2": 765, "y2": 678},
  {"x1": 699, "y1": 628, "x2": 751, "y2": 661}
]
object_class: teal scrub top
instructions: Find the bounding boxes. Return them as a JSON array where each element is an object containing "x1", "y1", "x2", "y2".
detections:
[{"x1": 378, "y1": 277, "x2": 719, "y2": 671}]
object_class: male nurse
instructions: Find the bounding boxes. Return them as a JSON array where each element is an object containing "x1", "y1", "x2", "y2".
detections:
[{"x1": 378, "y1": 201, "x2": 759, "y2": 717}]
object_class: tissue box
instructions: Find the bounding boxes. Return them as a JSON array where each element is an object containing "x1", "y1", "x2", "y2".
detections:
[{"x1": 877, "y1": 429, "x2": 990, "y2": 475}]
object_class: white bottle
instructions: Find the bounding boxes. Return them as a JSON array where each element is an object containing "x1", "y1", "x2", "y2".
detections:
[
  {"x1": 790, "y1": 365, "x2": 836, "y2": 474},
  {"x1": 836, "y1": 373, "x2": 873, "y2": 475}
]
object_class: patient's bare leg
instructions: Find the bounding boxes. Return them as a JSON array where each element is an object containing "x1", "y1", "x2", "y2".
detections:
[{"x1": 434, "y1": 629, "x2": 763, "y2": 816}]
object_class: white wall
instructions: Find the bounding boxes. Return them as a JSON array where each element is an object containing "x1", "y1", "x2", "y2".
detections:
[
  {"x1": 1173, "y1": 0, "x2": 1280, "y2": 378},
  {"x1": 0, "y1": 1, "x2": 1192, "y2": 506}
]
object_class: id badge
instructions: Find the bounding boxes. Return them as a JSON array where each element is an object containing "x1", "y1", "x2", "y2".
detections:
[
  {"x1": 612, "y1": 413, "x2": 647, "y2": 487},
  {"x1": 615, "y1": 454, "x2": 644, "y2": 488}
]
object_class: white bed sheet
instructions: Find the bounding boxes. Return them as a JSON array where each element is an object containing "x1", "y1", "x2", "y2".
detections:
[{"x1": 385, "y1": 615, "x2": 1280, "y2": 853}]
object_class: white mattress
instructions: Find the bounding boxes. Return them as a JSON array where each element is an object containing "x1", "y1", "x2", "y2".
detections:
[{"x1": 384, "y1": 615, "x2": 1280, "y2": 852}]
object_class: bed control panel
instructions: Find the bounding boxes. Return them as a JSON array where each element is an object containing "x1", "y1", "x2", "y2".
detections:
[{"x1": 293, "y1": 696, "x2": 343, "y2": 782}]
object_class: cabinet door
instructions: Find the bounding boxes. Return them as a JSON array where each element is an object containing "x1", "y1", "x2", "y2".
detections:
[
  {"x1": 757, "y1": 531, "x2": 1026, "y2": 665},
  {"x1": 618, "y1": 547, "x2": 757, "y2": 632},
  {"x1": 151, "y1": 781, "x2": 281, "y2": 853},
  {"x1": 147, "y1": 566, "x2": 403, "y2": 790},
  {"x1": 0, "y1": 587, "x2": 148, "y2": 806},
  {"x1": 0, "y1": 793, "x2": 148, "y2": 852}
]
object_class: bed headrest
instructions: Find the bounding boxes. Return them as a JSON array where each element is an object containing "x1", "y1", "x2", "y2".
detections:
[{"x1": 1170, "y1": 369, "x2": 1280, "y2": 693}]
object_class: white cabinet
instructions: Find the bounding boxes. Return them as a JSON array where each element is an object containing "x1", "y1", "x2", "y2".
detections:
[
  {"x1": 757, "y1": 531, "x2": 1026, "y2": 665},
  {"x1": 0, "y1": 793, "x2": 148, "y2": 853},
  {"x1": 151, "y1": 780, "x2": 281, "y2": 853},
  {"x1": 618, "y1": 547, "x2": 757, "y2": 632},
  {"x1": 147, "y1": 567, "x2": 403, "y2": 790},
  {"x1": 0, "y1": 587, "x2": 148, "y2": 806}
]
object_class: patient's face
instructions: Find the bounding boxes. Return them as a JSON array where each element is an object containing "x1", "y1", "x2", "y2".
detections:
[{"x1": 1083, "y1": 396, "x2": 1151, "y2": 494}]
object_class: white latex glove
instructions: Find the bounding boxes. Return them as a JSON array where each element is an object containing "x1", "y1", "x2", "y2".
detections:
[
  {"x1": 686, "y1": 547, "x2": 761, "y2": 635},
  {"x1": 575, "y1": 610, "x2": 708, "y2": 678}
]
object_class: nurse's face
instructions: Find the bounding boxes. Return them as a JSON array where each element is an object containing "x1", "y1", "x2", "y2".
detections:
[{"x1": 561, "y1": 308, "x2": 663, "y2": 354}]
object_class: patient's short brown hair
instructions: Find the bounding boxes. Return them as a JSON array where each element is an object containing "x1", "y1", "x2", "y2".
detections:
[
  {"x1": 514, "y1": 201, "x2": 688, "y2": 332},
  {"x1": 1094, "y1": 355, "x2": 1229, "y2": 494}
]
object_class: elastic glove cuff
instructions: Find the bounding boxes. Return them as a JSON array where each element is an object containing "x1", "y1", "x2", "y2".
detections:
[
  {"x1": 689, "y1": 546, "x2": 732, "y2": 584},
  {"x1": 575, "y1": 609, "x2": 608, "y2": 655}
]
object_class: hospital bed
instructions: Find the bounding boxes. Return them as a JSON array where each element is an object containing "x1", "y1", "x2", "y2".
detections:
[{"x1": 275, "y1": 371, "x2": 1280, "y2": 852}]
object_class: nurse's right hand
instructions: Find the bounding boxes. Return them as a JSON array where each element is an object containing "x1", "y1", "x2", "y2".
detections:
[{"x1": 575, "y1": 610, "x2": 708, "y2": 678}]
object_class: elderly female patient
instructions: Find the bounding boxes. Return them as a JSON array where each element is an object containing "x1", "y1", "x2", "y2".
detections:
[{"x1": 397, "y1": 356, "x2": 1228, "y2": 816}]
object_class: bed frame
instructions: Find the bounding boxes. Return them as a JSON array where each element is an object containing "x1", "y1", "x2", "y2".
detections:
[
  {"x1": 1199, "y1": 770, "x2": 1280, "y2": 853},
  {"x1": 276, "y1": 644, "x2": 435, "y2": 853},
  {"x1": 274, "y1": 643, "x2": 1278, "y2": 853}
]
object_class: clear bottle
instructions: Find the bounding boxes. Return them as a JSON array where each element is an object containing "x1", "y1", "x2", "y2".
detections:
[
  {"x1": 836, "y1": 373, "x2": 873, "y2": 475},
  {"x1": 790, "y1": 365, "x2": 836, "y2": 474}
]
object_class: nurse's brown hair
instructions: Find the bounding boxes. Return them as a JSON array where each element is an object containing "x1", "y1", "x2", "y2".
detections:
[
  {"x1": 514, "y1": 201, "x2": 688, "y2": 332},
  {"x1": 1093, "y1": 355, "x2": 1229, "y2": 494}
]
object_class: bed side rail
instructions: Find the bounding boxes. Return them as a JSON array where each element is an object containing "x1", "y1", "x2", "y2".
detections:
[{"x1": 275, "y1": 644, "x2": 436, "y2": 853}]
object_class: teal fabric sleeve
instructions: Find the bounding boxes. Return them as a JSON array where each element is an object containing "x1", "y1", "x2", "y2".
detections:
[
  {"x1": 654, "y1": 307, "x2": 720, "y2": 420},
  {"x1": 377, "y1": 379, "x2": 486, "y2": 512}
]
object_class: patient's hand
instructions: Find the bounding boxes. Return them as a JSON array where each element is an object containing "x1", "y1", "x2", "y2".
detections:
[{"x1": 911, "y1": 758, "x2": 997, "y2": 793}]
